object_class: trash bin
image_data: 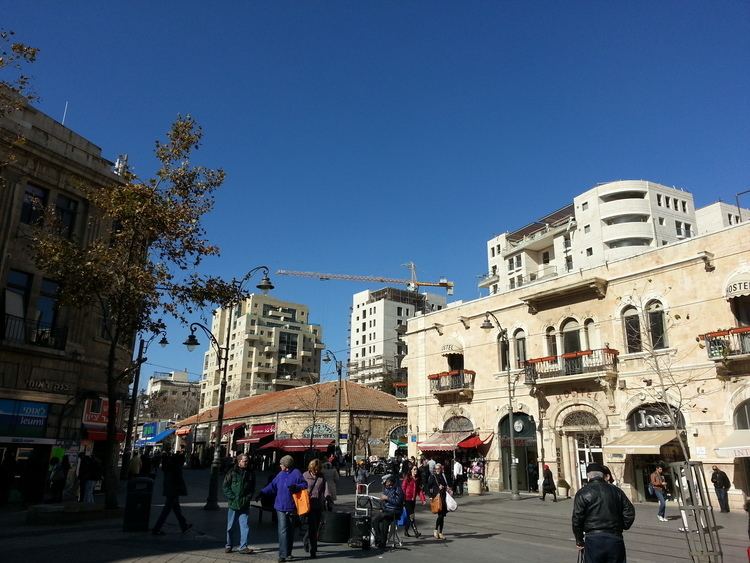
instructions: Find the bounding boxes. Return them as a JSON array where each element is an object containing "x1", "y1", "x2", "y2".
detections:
[
  {"x1": 123, "y1": 477, "x2": 154, "y2": 532},
  {"x1": 319, "y1": 510, "x2": 351, "y2": 543}
]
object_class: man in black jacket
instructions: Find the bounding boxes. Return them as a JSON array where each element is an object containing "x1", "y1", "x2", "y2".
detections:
[
  {"x1": 572, "y1": 463, "x2": 635, "y2": 563},
  {"x1": 373, "y1": 475, "x2": 404, "y2": 549},
  {"x1": 711, "y1": 465, "x2": 731, "y2": 513}
]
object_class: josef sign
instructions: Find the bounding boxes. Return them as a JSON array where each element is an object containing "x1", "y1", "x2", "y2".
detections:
[{"x1": 628, "y1": 404, "x2": 684, "y2": 432}]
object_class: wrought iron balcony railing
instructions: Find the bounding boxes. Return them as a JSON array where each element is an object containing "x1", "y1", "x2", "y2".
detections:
[
  {"x1": 524, "y1": 348, "x2": 618, "y2": 384},
  {"x1": 700, "y1": 327, "x2": 750, "y2": 360},
  {"x1": 428, "y1": 369, "x2": 476, "y2": 395},
  {"x1": 3, "y1": 314, "x2": 67, "y2": 351}
]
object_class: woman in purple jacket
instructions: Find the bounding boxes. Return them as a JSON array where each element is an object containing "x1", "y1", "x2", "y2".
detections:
[{"x1": 260, "y1": 455, "x2": 308, "y2": 562}]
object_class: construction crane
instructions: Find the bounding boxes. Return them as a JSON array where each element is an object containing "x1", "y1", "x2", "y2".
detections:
[{"x1": 276, "y1": 262, "x2": 454, "y2": 295}]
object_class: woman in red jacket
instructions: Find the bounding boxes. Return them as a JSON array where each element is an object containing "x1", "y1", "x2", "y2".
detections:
[{"x1": 401, "y1": 465, "x2": 425, "y2": 537}]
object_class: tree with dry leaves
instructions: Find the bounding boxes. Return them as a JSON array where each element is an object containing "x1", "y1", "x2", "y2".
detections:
[{"x1": 31, "y1": 117, "x2": 237, "y2": 508}]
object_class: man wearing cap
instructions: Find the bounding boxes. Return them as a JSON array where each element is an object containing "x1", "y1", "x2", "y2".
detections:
[
  {"x1": 572, "y1": 462, "x2": 635, "y2": 563},
  {"x1": 373, "y1": 474, "x2": 404, "y2": 548}
]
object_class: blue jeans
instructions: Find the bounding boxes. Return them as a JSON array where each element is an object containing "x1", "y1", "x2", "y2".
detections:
[
  {"x1": 655, "y1": 489, "x2": 666, "y2": 518},
  {"x1": 277, "y1": 510, "x2": 295, "y2": 559},
  {"x1": 584, "y1": 532, "x2": 626, "y2": 563},
  {"x1": 226, "y1": 508, "x2": 250, "y2": 549},
  {"x1": 715, "y1": 487, "x2": 730, "y2": 512}
]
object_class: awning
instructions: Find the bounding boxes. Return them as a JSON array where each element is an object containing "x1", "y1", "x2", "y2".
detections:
[
  {"x1": 212, "y1": 422, "x2": 245, "y2": 438},
  {"x1": 137, "y1": 428, "x2": 175, "y2": 446},
  {"x1": 260, "y1": 438, "x2": 333, "y2": 452},
  {"x1": 441, "y1": 339, "x2": 463, "y2": 356},
  {"x1": 458, "y1": 433, "x2": 494, "y2": 449},
  {"x1": 725, "y1": 271, "x2": 750, "y2": 300},
  {"x1": 602, "y1": 430, "x2": 678, "y2": 455},
  {"x1": 418, "y1": 431, "x2": 473, "y2": 452},
  {"x1": 236, "y1": 434, "x2": 274, "y2": 445},
  {"x1": 715, "y1": 429, "x2": 750, "y2": 458},
  {"x1": 84, "y1": 429, "x2": 126, "y2": 442},
  {"x1": 175, "y1": 427, "x2": 192, "y2": 436}
]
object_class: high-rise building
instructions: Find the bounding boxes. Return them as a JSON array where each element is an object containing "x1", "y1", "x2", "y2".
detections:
[
  {"x1": 348, "y1": 287, "x2": 446, "y2": 391},
  {"x1": 478, "y1": 180, "x2": 747, "y2": 296},
  {"x1": 199, "y1": 294, "x2": 323, "y2": 410}
]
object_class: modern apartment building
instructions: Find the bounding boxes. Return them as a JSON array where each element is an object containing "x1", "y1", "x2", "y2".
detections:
[
  {"x1": 478, "y1": 180, "x2": 742, "y2": 296},
  {"x1": 348, "y1": 287, "x2": 446, "y2": 392},
  {"x1": 199, "y1": 294, "x2": 323, "y2": 410}
]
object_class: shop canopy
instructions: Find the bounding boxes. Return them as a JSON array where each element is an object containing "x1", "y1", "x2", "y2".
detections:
[
  {"x1": 714, "y1": 430, "x2": 750, "y2": 458},
  {"x1": 458, "y1": 433, "x2": 494, "y2": 449},
  {"x1": 136, "y1": 427, "x2": 175, "y2": 446},
  {"x1": 212, "y1": 422, "x2": 245, "y2": 438},
  {"x1": 602, "y1": 430, "x2": 677, "y2": 455},
  {"x1": 175, "y1": 427, "x2": 192, "y2": 436},
  {"x1": 260, "y1": 438, "x2": 333, "y2": 452},
  {"x1": 418, "y1": 431, "x2": 473, "y2": 452}
]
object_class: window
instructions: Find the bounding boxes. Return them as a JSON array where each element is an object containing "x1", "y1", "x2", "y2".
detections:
[
  {"x1": 514, "y1": 329, "x2": 526, "y2": 369},
  {"x1": 622, "y1": 306, "x2": 641, "y2": 353},
  {"x1": 491, "y1": 247, "x2": 495, "y2": 257},
  {"x1": 20, "y1": 184, "x2": 48, "y2": 225},
  {"x1": 542, "y1": 251, "x2": 550, "y2": 265},
  {"x1": 563, "y1": 235, "x2": 571, "y2": 249},
  {"x1": 499, "y1": 335, "x2": 510, "y2": 371},
  {"x1": 565, "y1": 256, "x2": 573, "y2": 272},
  {"x1": 675, "y1": 220, "x2": 683, "y2": 236},
  {"x1": 658, "y1": 217, "x2": 665, "y2": 226},
  {"x1": 647, "y1": 301, "x2": 667, "y2": 349},
  {"x1": 508, "y1": 259, "x2": 514, "y2": 272},
  {"x1": 515, "y1": 255, "x2": 521, "y2": 268},
  {"x1": 581, "y1": 202, "x2": 588, "y2": 211},
  {"x1": 491, "y1": 265, "x2": 497, "y2": 275},
  {"x1": 509, "y1": 279, "x2": 516, "y2": 289},
  {"x1": 673, "y1": 198, "x2": 678, "y2": 211},
  {"x1": 561, "y1": 319, "x2": 581, "y2": 353},
  {"x1": 681, "y1": 201, "x2": 687, "y2": 213},
  {"x1": 55, "y1": 194, "x2": 78, "y2": 238},
  {"x1": 492, "y1": 284, "x2": 498, "y2": 294},
  {"x1": 584, "y1": 225, "x2": 590, "y2": 234},
  {"x1": 36, "y1": 279, "x2": 60, "y2": 329},
  {"x1": 684, "y1": 223, "x2": 692, "y2": 237},
  {"x1": 657, "y1": 194, "x2": 662, "y2": 206},
  {"x1": 397, "y1": 306, "x2": 402, "y2": 316},
  {"x1": 4, "y1": 269, "x2": 32, "y2": 319},
  {"x1": 546, "y1": 327, "x2": 558, "y2": 358},
  {"x1": 665, "y1": 196, "x2": 670, "y2": 207},
  {"x1": 583, "y1": 318, "x2": 596, "y2": 349},
  {"x1": 586, "y1": 248, "x2": 593, "y2": 256}
]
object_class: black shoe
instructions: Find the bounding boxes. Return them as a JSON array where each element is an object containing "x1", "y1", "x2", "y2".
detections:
[
  {"x1": 404, "y1": 527, "x2": 411, "y2": 537},
  {"x1": 310, "y1": 552, "x2": 317, "y2": 559},
  {"x1": 181, "y1": 523, "x2": 193, "y2": 533}
]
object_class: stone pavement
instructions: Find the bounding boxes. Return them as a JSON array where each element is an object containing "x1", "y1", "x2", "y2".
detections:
[{"x1": 1, "y1": 468, "x2": 748, "y2": 563}]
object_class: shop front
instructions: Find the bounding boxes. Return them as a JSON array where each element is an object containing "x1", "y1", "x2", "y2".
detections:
[
  {"x1": 604, "y1": 403, "x2": 686, "y2": 502},
  {"x1": 499, "y1": 412, "x2": 537, "y2": 491}
]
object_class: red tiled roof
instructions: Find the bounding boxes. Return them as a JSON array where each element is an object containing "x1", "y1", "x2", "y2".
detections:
[{"x1": 177, "y1": 380, "x2": 405, "y2": 427}]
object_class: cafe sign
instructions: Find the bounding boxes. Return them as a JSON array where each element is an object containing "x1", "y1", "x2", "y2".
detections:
[{"x1": 628, "y1": 403, "x2": 684, "y2": 432}]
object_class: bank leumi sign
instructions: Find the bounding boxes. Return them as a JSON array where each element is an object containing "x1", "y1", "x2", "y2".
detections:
[{"x1": 628, "y1": 403, "x2": 685, "y2": 432}]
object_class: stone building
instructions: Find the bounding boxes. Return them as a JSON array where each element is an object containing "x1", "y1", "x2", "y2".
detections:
[
  {"x1": 0, "y1": 101, "x2": 129, "y2": 465},
  {"x1": 405, "y1": 218, "x2": 750, "y2": 509},
  {"x1": 177, "y1": 380, "x2": 406, "y2": 461}
]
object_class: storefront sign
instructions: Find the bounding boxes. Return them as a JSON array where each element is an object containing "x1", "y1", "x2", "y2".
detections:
[
  {"x1": 0, "y1": 399, "x2": 48, "y2": 438},
  {"x1": 82, "y1": 397, "x2": 122, "y2": 427},
  {"x1": 25, "y1": 379, "x2": 74, "y2": 394},
  {"x1": 142, "y1": 422, "x2": 158, "y2": 438},
  {"x1": 628, "y1": 404, "x2": 684, "y2": 431},
  {"x1": 549, "y1": 390, "x2": 601, "y2": 402},
  {"x1": 441, "y1": 344, "x2": 462, "y2": 354},
  {"x1": 726, "y1": 271, "x2": 750, "y2": 300},
  {"x1": 250, "y1": 423, "x2": 276, "y2": 436}
]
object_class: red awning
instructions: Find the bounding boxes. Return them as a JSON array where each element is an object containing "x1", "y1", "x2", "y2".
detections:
[
  {"x1": 418, "y1": 431, "x2": 473, "y2": 452},
  {"x1": 85, "y1": 430, "x2": 126, "y2": 442},
  {"x1": 458, "y1": 433, "x2": 494, "y2": 449},
  {"x1": 212, "y1": 422, "x2": 245, "y2": 438},
  {"x1": 260, "y1": 438, "x2": 334, "y2": 452},
  {"x1": 175, "y1": 427, "x2": 192, "y2": 436},
  {"x1": 236, "y1": 434, "x2": 274, "y2": 445}
]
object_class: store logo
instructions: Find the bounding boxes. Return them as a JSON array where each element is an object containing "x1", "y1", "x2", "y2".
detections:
[{"x1": 635, "y1": 409, "x2": 673, "y2": 429}]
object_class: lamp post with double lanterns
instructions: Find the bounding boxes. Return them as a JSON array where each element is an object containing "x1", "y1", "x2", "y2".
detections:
[
  {"x1": 120, "y1": 330, "x2": 168, "y2": 480},
  {"x1": 481, "y1": 311, "x2": 521, "y2": 500},
  {"x1": 184, "y1": 266, "x2": 273, "y2": 510},
  {"x1": 322, "y1": 350, "x2": 343, "y2": 457}
]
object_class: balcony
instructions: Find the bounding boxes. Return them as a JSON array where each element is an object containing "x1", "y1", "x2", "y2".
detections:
[
  {"x1": 393, "y1": 382, "x2": 408, "y2": 400},
  {"x1": 478, "y1": 272, "x2": 499, "y2": 289},
  {"x1": 272, "y1": 377, "x2": 306, "y2": 387},
  {"x1": 3, "y1": 315, "x2": 67, "y2": 351},
  {"x1": 524, "y1": 348, "x2": 618, "y2": 385},
  {"x1": 428, "y1": 369, "x2": 475, "y2": 402},
  {"x1": 700, "y1": 327, "x2": 750, "y2": 375}
]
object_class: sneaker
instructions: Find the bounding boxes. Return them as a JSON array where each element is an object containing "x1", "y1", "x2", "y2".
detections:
[
  {"x1": 225, "y1": 547, "x2": 233, "y2": 553},
  {"x1": 433, "y1": 530, "x2": 439, "y2": 539},
  {"x1": 438, "y1": 532, "x2": 445, "y2": 540},
  {"x1": 658, "y1": 516, "x2": 668, "y2": 522},
  {"x1": 238, "y1": 547, "x2": 254, "y2": 554}
]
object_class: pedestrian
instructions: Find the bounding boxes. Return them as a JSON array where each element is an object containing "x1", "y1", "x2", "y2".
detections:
[
  {"x1": 128, "y1": 452, "x2": 141, "y2": 479},
  {"x1": 650, "y1": 465, "x2": 668, "y2": 521},
  {"x1": 541, "y1": 464, "x2": 557, "y2": 502},
  {"x1": 572, "y1": 462, "x2": 635, "y2": 563},
  {"x1": 744, "y1": 499, "x2": 750, "y2": 541},
  {"x1": 528, "y1": 461, "x2": 539, "y2": 492},
  {"x1": 373, "y1": 474, "x2": 405, "y2": 548},
  {"x1": 354, "y1": 460, "x2": 369, "y2": 485},
  {"x1": 48, "y1": 457, "x2": 67, "y2": 502},
  {"x1": 419, "y1": 458, "x2": 431, "y2": 497},
  {"x1": 223, "y1": 453, "x2": 255, "y2": 554},
  {"x1": 152, "y1": 452, "x2": 192, "y2": 535},
  {"x1": 259, "y1": 454, "x2": 307, "y2": 563},
  {"x1": 452, "y1": 458, "x2": 464, "y2": 496},
  {"x1": 321, "y1": 461, "x2": 338, "y2": 507},
  {"x1": 401, "y1": 464, "x2": 424, "y2": 537},
  {"x1": 78, "y1": 454, "x2": 100, "y2": 504},
  {"x1": 602, "y1": 465, "x2": 613, "y2": 484},
  {"x1": 710, "y1": 465, "x2": 731, "y2": 513},
  {"x1": 428, "y1": 457, "x2": 436, "y2": 475},
  {"x1": 427, "y1": 463, "x2": 450, "y2": 540},
  {"x1": 303, "y1": 459, "x2": 330, "y2": 558}
]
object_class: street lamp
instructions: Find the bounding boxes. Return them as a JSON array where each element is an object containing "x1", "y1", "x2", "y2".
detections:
[
  {"x1": 322, "y1": 350, "x2": 343, "y2": 456},
  {"x1": 184, "y1": 266, "x2": 273, "y2": 510},
  {"x1": 481, "y1": 311, "x2": 521, "y2": 500},
  {"x1": 120, "y1": 330, "x2": 168, "y2": 480}
]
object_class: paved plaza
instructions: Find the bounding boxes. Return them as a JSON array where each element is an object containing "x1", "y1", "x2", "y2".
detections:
[{"x1": 1, "y1": 468, "x2": 748, "y2": 563}]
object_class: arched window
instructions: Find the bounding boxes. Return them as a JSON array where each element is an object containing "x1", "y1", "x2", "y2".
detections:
[
  {"x1": 443, "y1": 416, "x2": 473, "y2": 433},
  {"x1": 735, "y1": 400, "x2": 750, "y2": 430},
  {"x1": 647, "y1": 300, "x2": 667, "y2": 349},
  {"x1": 514, "y1": 329, "x2": 527, "y2": 369},
  {"x1": 622, "y1": 306, "x2": 641, "y2": 353},
  {"x1": 583, "y1": 318, "x2": 596, "y2": 350},
  {"x1": 546, "y1": 327, "x2": 558, "y2": 358},
  {"x1": 561, "y1": 318, "x2": 581, "y2": 353}
]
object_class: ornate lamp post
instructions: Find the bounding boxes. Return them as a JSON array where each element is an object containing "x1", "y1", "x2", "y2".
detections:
[
  {"x1": 322, "y1": 350, "x2": 343, "y2": 456},
  {"x1": 120, "y1": 330, "x2": 168, "y2": 480},
  {"x1": 481, "y1": 311, "x2": 521, "y2": 500},
  {"x1": 184, "y1": 266, "x2": 273, "y2": 510}
]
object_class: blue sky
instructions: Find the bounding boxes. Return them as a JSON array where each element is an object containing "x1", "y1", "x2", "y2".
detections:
[{"x1": 6, "y1": 2, "x2": 749, "y2": 385}]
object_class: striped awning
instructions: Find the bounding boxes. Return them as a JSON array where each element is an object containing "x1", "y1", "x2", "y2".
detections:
[
  {"x1": 726, "y1": 271, "x2": 750, "y2": 300},
  {"x1": 602, "y1": 430, "x2": 677, "y2": 455},
  {"x1": 418, "y1": 431, "x2": 473, "y2": 452}
]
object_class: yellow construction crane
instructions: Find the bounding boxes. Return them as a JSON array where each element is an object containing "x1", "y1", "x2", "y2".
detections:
[{"x1": 276, "y1": 262, "x2": 455, "y2": 295}]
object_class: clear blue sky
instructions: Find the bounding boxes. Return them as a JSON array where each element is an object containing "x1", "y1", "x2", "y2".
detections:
[{"x1": 7, "y1": 2, "x2": 749, "y2": 385}]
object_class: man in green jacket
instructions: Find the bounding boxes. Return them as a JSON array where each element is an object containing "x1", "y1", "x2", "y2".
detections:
[{"x1": 223, "y1": 454, "x2": 256, "y2": 554}]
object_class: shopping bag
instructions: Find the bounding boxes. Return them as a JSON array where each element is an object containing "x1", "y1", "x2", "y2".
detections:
[
  {"x1": 445, "y1": 492, "x2": 458, "y2": 512},
  {"x1": 397, "y1": 507, "x2": 409, "y2": 526},
  {"x1": 430, "y1": 495, "x2": 443, "y2": 514},
  {"x1": 293, "y1": 488, "x2": 311, "y2": 516}
]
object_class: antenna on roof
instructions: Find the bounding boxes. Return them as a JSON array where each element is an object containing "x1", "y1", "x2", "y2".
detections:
[{"x1": 61, "y1": 101, "x2": 68, "y2": 125}]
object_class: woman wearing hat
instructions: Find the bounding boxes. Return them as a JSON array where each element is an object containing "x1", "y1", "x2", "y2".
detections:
[{"x1": 260, "y1": 455, "x2": 308, "y2": 562}]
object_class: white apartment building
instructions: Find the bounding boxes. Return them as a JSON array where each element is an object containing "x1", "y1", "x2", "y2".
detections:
[
  {"x1": 479, "y1": 180, "x2": 746, "y2": 295},
  {"x1": 146, "y1": 370, "x2": 197, "y2": 397},
  {"x1": 348, "y1": 287, "x2": 446, "y2": 391},
  {"x1": 199, "y1": 294, "x2": 323, "y2": 410},
  {"x1": 695, "y1": 201, "x2": 750, "y2": 236}
]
